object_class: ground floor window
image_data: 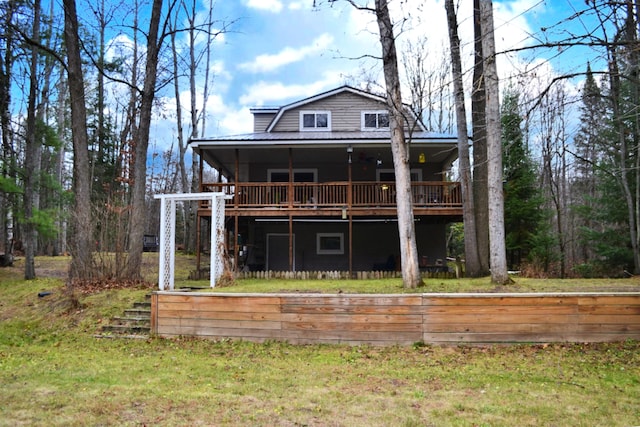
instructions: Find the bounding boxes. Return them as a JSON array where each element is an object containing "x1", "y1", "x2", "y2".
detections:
[{"x1": 317, "y1": 233, "x2": 344, "y2": 255}]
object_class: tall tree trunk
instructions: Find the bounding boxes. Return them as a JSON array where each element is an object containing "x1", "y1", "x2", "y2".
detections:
[
  {"x1": 602, "y1": 4, "x2": 640, "y2": 274},
  {"x1": 472, "y1": 0, "x2": 490, "y2": 276},
  {"x1": 55, "y1": 72, "x2": 68, "y2": 256},
  {"x1": 374, "y1": 0, "x2": 423, "y2": 288},
  {"x1": 539, "y1": 85, "x2": 568, "y2": 277},
  {"x1": 23, "y1": 0, "x2": 42, "y2": 279},
  {"x1": 0, "y1": 0, "x2": 16, "y2": 257},
  {"x1": 194, "y1": 0, "x2": 215, "y2": 189},
  {"x1": 445, "y1": 0, "x2": 480, "y2": 277},
  {"x1": 479, "y1": 0, "x2": 509, "y2": 284},
  {"x1": 36, "y1": 1, "x2": 56, "y2": 256},
  {"x1": 115, "y1": 0, "x2": 139, "y2": 272},
  {"x1": 169, "y1": 18, "x2": 188, "y2": 243},
  {"x1": 611, "y1": 52, "x2": 640, "y2": 273},
  {"x1": 186, "y1": 0, "x2": 199, "y2": 252},
  {"x1": 630, "y1": 0, "x2": 640, "y2": 273},
  {"x1": 63, "y1": 0, "x2": 94, "y2": 281},
  {"x1": 125, "y1": 0, "x2": 164, "y2": 279}
]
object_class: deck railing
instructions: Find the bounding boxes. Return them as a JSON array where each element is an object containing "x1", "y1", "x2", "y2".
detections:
[{"x1": 200, "y1": 181, "x2": 461, "y2": 209}]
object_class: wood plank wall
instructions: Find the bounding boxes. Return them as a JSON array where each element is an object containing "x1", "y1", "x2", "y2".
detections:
[{"x1": 151, "y1": 292, "x2": 640, "y2": 345}]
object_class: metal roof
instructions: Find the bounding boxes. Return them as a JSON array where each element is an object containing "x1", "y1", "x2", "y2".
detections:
[{"x1": 190, "y1": 131, "x2": 458, "y2": 146}]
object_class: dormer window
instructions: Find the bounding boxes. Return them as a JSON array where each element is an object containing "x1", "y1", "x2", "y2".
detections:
[
  {"x1": 300, "y1": 111, "x2": 331, "y2": 131},
  {"x1": 362, "y1": 111, "x2": 390, "y2": 130}
]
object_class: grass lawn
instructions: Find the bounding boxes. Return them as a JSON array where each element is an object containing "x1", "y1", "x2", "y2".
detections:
[{"x1": 0, "y1": 256, "x2": 639, "y2": 426}]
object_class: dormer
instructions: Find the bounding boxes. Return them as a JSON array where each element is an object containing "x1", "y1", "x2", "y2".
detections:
[{"x1": 250, "y1": 107, "x2": 278, "y2": 132}]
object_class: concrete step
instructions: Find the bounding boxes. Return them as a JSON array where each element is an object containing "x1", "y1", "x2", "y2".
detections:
[
  {"x1": 97, "y1": 295, "x2": 152, "y2": 339},
  {"x1": 133, "y1": 301, "x2": 151, "y2": 309},
  {"x1": 123, "y1": 309, "x2": 151, "y2": 318},
  {"x1": 111, "y1": 316, "x2": 150, "y2": 326}
]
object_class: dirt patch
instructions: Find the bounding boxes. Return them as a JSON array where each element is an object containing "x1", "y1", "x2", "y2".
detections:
[{"x1": 69, "y1": 279, "x2": 155, "y2": 295}]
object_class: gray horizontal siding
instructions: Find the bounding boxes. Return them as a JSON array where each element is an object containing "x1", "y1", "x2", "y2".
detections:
[
  {"x1": 253, "y1": 113, "x2": 277, "y2": 132},
  {"x1": 271, "y1": 92, "x2": 395, "y2": 132}
]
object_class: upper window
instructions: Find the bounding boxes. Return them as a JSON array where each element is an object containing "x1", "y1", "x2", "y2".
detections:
[
  {"x1": 362, "y1": 111, "x2": 390, "y2": 130},
  {"x1": 300, "y1": 111, "x2": 331, "y2": 131}
]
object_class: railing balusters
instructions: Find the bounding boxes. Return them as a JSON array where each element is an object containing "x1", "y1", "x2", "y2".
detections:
[{"x1": 200, "y1": 181, "x2": 461, "y2": 210}]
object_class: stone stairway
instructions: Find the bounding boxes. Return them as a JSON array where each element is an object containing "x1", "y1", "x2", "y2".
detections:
[{"x1": 95, "y1": 296, "x2": 151, "y2": 339}]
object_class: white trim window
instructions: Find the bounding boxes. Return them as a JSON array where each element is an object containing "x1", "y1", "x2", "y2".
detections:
[
  {"x1": 317, "y1": 233, "x2": 344, "y2": 255},
  {"x1": 268, "y1": 168, "x2": 318, "y2": 183},
  {"x1": 300, "y1": 111, "x2": 331, "y2": 131},
  {"x1": 362, "y1": 111, "x2": 390, "y2": 130}
]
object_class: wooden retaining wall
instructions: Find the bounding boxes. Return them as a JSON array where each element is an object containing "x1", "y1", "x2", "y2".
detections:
[{"x1": 151, "y1": 292, "x2": 640, "y2": 345}]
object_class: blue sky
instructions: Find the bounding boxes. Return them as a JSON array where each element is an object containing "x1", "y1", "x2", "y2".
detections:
[{"x1": 137, "y1": 0, "x2": 604, "y2": 151}]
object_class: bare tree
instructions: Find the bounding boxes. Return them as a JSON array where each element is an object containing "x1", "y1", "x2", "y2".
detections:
[
  {"x1": 538, "y1": 82, "x2": 569, "y2": 277},
  {"x1": 168, "y1": 13, "x2": 190, "y2": 248},
  {"x1": 401, "y1": 37, "x2": 454, "y2": 134},
  {"x1": 471, "y1": 0, "x2": 490, "y2": 276},
  {"x1": 124, "y1": 0, "x2": 167, "y2": 280},
  {"x1": 479, "y1": 0, "x2": 509, "y2": 284},
  {"x1": 372, "y1": 0, "x2": 423, "y2": 288},
  {"x1": 63, "y1": 0, "x2": 94, "y2": 281},
  {"x1": 445, "y1": 0, "x2": 480, "y2": 276},
  {"x1": 0, "y1": 0, "x2": 18, "y2": 259},
  {"x1": 23, "y1": 0, "x2": 43, "y2": 279}
]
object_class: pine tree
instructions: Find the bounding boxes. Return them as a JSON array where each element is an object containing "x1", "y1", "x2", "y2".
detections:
[
  {"x1": 572, "y1": 63, "x2": 608, "y2": 265},
  {"x1": 501, "y1": 88, "x2": 543, "y2": 270}
]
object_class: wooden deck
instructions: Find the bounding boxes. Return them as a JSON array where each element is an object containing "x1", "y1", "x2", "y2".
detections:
[
  {"x1": 151, "y1": 292, "x2": 640, "y2": 345},
  {"x1": 199, "y1": 181, "x2": 463, "y2": 217}
]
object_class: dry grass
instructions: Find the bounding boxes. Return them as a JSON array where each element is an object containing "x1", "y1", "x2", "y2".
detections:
[
  {"x1": 0, "y1": 255, "x2": 639, "y2": 425},
  {"x1": 5, "y1": 253, "x2": 640, "y2": 294}
]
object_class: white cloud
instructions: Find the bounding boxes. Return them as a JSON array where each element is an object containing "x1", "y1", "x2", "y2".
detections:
[
  {"x1": 238, "y1": 33, "x2": 334, "y2": 73},
  {"x1": 238, "y1": 71, "x2": 346, "y2": 106},
  {"x1": 245, "y1": 0, "x2": 283, "y2": 13},
  {"x1": 105, "y1": 34, "x2": 135, "y2": 59},
  {"x1": 288, "y1": 1, "x2": 304, "y2": 10},
  {"x1": 217, "y1": 108, "x2": 254, "y2": 135},
  {"x1": 146, "y1": 0, "x2": 570, "y2": 143}
]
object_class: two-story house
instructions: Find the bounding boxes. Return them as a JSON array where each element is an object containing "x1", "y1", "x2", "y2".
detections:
[{"x1": 189, "y1": 85, "x2": 462, "y2": 275}]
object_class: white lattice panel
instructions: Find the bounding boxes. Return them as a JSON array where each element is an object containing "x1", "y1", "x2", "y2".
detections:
[
  {"x1": 155, "y1": 192, "x2": 228, "y2": 290},
  {"x1": 211, "y1": 195, "x2": 226, "y2": 284}
]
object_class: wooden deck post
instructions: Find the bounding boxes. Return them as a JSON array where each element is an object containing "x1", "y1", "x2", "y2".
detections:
[
  {"x1": 289, "y1": 148, "x2": 294, "y2": 271},
  {"x1": 348, "y1": 147, "x2": 353, "y2": 276},
  {"x1": 234, "y1": 149, "x2": 239, "y2": 271},
  {"x1": 197, "y1": 155, "x2": 203, "y2": 272}
]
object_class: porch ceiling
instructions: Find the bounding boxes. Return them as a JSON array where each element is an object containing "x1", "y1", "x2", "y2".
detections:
[{"x1": 190, "y1": 133, "x2": 458, "y2": 178}]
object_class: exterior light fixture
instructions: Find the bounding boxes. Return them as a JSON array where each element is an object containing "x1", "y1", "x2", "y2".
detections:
[
  {"x1": 342, "y1": 207, "x2": 347, "y2": 219},
  {"x1": 418, "y1": 152, "x2": 426, "y2": 163},
  {"x1": 347, "y1": 145, "x2": 353, "y2": 164}
]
